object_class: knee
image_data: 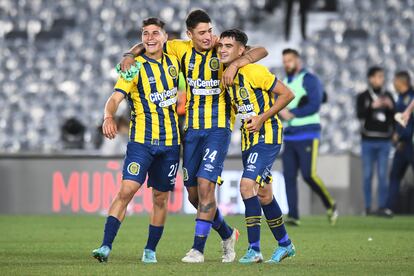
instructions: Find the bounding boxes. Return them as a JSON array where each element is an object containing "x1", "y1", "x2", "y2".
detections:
[
  {"x1": 153, "y1": 191, "x2": 168, "y2": 209},
  {"x1": 198, "y1": 180, "x2": 215, "y2": 202},
  {"x1": 240, "y1": 183, "x2": 255, "y2": 199},
  {"x1": 258, "y1": 192, "x2": 273, "y2": 205},
  {"x1": 117, "y1": 187, "x2": 135, "y2": 203}
]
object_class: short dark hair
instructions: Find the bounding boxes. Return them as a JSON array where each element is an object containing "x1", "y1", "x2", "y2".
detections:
[
  {"x1": 142, "y1": 17, "x2": 165, "y2": 30},
  {"x1": 367, "y1": 66, "x2": 384, "y2": 78},
  {"x1": 186, "y1": 9, "x2": 211, "y2": 30},
  {"x1": 220, "y1": 29, "x2": 248, "y2": 46},
  {"x1": 282, "y1": 48, "x2": 300, "y2": 57},
  {"x1": 395, "y1": 70, "x2": 411, "y2": 85}
]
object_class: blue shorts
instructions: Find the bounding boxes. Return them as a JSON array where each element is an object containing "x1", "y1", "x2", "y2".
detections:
[
  {"x1": 122, "y1": 142, "x2": 180, "y2": 192},
  {"x1": 182, "y1": 127, "x2": 231, "y2": 186},
  {"x1": 242, "y1": 142, "x2": 281, "y2": 186}
]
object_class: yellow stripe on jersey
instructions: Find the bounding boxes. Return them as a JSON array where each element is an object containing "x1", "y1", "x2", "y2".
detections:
[
  {"x1": 164, "y1": 39, "x2": 234, "y2": 130},
  {"x1": 113, "y1": 53, "x2": 180, "y2": 146},
  {"x1": 227, "y1": 64, "x2": 281, "y2": 151}
]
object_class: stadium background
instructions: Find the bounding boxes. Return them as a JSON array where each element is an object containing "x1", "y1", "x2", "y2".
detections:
[
  {"x1": 0, "y1": 0, "x2": 413, "y2": 215},
  {"x1": 1, "y1": 0, "x2": 414, "y2": 275}
]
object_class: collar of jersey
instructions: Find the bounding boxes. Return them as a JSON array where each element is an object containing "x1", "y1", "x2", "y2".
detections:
[
  {"x1": 193, "y1": 47, "x2": 211, "y2": 57},
  {"x1": 141, "y1": 53, "x2": 164, "y2": 65}
]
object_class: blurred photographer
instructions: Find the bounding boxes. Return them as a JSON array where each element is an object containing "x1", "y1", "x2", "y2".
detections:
[{"x1": 356, "y1": 66, "x2": 395, "y2": 216}]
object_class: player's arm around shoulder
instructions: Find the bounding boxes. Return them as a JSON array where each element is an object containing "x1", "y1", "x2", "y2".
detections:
[
  {"x1": 222, "y1": 45, "x2": 268, "y2": 87},
  {"x1": 164, "y1": 39, "x2": 192, "y2": 60}
]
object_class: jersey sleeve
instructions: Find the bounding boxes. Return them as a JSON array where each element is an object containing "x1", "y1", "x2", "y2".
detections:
[
  {"x1": 113, "y1": 75, "x2": 137, "y2": 96},
  {"x1": 249, "y1": 65, "x2": 278, "y2": 92},
  {"x1": 164, "y1": 39, "x2": 191, "y2": 60}
]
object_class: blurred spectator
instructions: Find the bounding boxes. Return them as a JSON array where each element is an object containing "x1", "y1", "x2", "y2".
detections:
[
  {"x1": 356, "y1": 66, "x2": 395, "y2": 215},
  {"x1": 61, "y1": 117, "x2": 85, "y2": 149},
  {"x1": 385, "y1": 71, "x2": 414, "y2": 216},
  {"x1": 285, "y1": 0, "x2": 309, "y2": 41},
  {"x1": 100, "y1": 116, "x2": 129, "y2": 155}
]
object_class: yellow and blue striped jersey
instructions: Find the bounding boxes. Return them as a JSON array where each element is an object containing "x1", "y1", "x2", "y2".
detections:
[
  {"x1": 164, "y1": 39, "x2": 234, "y2": 130},
  {"x1": 227, "y1": 64, "x2": 283, "y2": 151},
  {"x1": 113, "y1": 53, "x2": 180, "y2": 146}
]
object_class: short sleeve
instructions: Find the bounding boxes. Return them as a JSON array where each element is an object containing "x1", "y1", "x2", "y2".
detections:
[
  {"x1": 113, "y1": 75, "x2": 136, "y2": 96},
  {"x1": 164, "y1": 39, "x2": 191, "y2": 60},
  {"x1": 248, "y1": 65, "x2": 277, "y2": 91}
]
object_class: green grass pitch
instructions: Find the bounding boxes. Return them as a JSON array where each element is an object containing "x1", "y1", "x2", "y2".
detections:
[{"x1": 1, "y1": 215, "x2": 413, "y2": 275}]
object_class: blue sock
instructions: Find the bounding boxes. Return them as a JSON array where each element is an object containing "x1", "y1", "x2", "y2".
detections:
[
  {"x1": 145, "y1": 224, "x2": 164, "y2": 251},
  {"x1": 101, "y1": 216, "x2": 121, "y2": 250},
  {"x1": 243, "y1": 196, "x2": 262, "y2": 252},
  {"x1": 262, "y1": 197, "x2": 291, "y2": 247},
  {"x1": 212, "y1": 209, "x2": 233, "y2": 240},
  {"x1": 192, "y1": 219, "x2": 212, "y2": 253}
]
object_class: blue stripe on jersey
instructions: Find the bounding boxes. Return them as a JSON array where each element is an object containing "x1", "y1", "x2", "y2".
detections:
[
  {"x1": 211, "y1": 50, "x2": 220, "y2": 128},
  {"x1": 164, "y1": 55, "x2": 179, "y2": 145},
  {"x1": 253, "y1": 87, "x2": 265, "y2": 136},
  {"x1": 267, "y1": 91, "x2": 279, "y2": 143},
  {"x1": 137, "y1": 66, "x2": 152, "y2": 143},
  {"x1": 187, "y1": 49, "x2": 197, "y2": 129},
  {"x1": 198, "y1": 54, "x2": 207, "y2": 129},
  {"x1": 143, "y1": 60, "x2": 164, "y2": 145}
]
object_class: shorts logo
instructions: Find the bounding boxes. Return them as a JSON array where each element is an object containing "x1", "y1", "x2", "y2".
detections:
[
  {"x1": 239, "y1": 87, "x2": 249, "y2": 100},
  {"x1": 209, "y1": 57, "x2": 220, "y2": 71},
  {"x1": 204, "y1": 164, "x2": 215, "y2": 172},
  {"x1": 170, "y1": 178, "x2": 176, "y2": 186},
  {"x1": 127, "y1": 162, "x2": 140, "y2": 175},
  {"x1": 246, "y1": 164, "x2": 256, "y2": 172},
  {"x1": 168, "y1": 65, "x2": 178, "y2": 79},
  {"x1": 183, "y1": 167, "x2": 189, "y2": 181}
]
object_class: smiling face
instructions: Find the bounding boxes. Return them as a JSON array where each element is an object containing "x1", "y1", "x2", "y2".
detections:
[
  {"x1": 187, "y1": 22, "x2": 213, "y2": 52},
  {"x1": 141, "y1": 24, "x2": 167, "y2": 56},
  {"x1": 218, "y1": 36, "x2": 245, "y2": 65}
]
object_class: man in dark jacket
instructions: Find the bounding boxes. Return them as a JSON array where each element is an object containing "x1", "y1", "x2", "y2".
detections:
[
  {"x1": 385, "y1": 71, "x2": 414, "y2": 216},
  {"x1": 356, "y1": 66, "x2": 395, "y2": 215}
]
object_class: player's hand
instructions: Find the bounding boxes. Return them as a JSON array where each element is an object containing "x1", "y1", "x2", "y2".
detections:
[
  {"x1": 222, "y1": 63, "x2": 238, "y2": 87},
  {"x1": 401, "y1": 110, "x2": 410, "y2": 126},
  {"x1": 102, "y1": 117, "x2": 118, "y2": 139},
  {"x1": 246, "y1": 115, "x2": 264, "y2": 133},
  {"x1": 279, "y1": 109, "x2": 294, "y2": 121},
  {"x1": 371, "y1": 99, "x2": 383, "y2": 109},
  {"x1": 395, "y1": 112, "x2": 408, "y2": 127},
  {"x1": 120, "y1": 56, "x2": 135, "y2": 72},
  {"x1": 381, "y1": 97, "x2": 394, "y2": 109}
]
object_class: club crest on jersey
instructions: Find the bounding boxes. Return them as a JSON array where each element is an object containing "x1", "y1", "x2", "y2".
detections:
[
  {"x1": 127, "y1": 162, "x2": 140, "y2": 175},
  {"x1": 183, "y1": 167, "x2": 189, "y2": 181},
  {"x1": 239, "y1": 87, "x2": 249, "y2": 100},
  {"x1": 209, "y1": 57, "x2": 220, "y2": 71},
  {"x1": 168, "y1": 65, "x2": 178, "y2": 79}
]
